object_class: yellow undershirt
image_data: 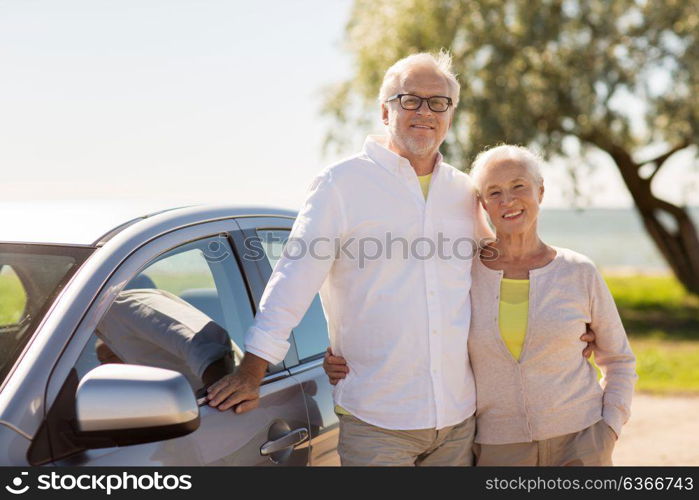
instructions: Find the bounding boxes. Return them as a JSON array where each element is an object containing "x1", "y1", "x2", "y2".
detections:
[
  {"x1": 418, "y1": 173, "x2": 432, "y2": 200},
  {"x1": 499, "y1": 278, "x2": 530, "y2": 360},
  {"x1": 335, "y1": 173, "x2": 432, "y2": 418},
  {"x1": 335, "y1": 404, "x2": 351, "y2": 416}
]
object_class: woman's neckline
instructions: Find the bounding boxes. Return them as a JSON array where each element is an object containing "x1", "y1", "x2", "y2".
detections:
[{"x1": 479, "y1": 245, "x2": 560, "y2": 277}]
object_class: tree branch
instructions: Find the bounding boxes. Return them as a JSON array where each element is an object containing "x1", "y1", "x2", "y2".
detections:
[
  {"x1": 579, "y1": 130, "x2": 636, "y2": 172},
  {"x1": 639, "y1": 140, "x2": 691, "y2": 182},
  {"x1": 652, "y1": 195, "x2": 686, "y2": 221}
]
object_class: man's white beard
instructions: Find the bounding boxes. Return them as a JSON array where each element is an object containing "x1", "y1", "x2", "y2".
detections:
[
  {"x1": 402, "y1": 135, "x2": 438, "y2": 157},
  {"x1": 389, "y1": 122, "x2": 439, "y2": 157}
]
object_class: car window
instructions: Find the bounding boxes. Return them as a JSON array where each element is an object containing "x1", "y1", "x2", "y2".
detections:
[
  {"x1": 73, "y1": 236, "x2": 253, "y2": 394},
  {"x1": 137, "y1": 248, "x2": 216, "y2": 295},
  {"x1": 0, "y1": 265, "x2": 27, "y2": 326},
  {"x1": 257, "y1": 229, "x2": 329, "y2": 362},
  {"x1": 130, "y1": 237, "x2": 252, "y2": 349},
  {"x1": 0, "y1": 244, "x2": 92, "y2": 386}
]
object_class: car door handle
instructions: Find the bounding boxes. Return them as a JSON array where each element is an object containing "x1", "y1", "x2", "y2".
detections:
[{"x1": 260, "y1": 427, "x2": 309, "y2": 456}]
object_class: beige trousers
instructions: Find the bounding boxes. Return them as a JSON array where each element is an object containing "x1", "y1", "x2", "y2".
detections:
[
  {"x1": 473, "y1": 419, "x2": 618, "y2": 466},
  {"x1": 337, "y1": 413, "x2": 476, "y2": 466}
]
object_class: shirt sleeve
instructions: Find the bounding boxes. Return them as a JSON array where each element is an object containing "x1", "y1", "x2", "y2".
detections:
[
  {"x1": 244, "y1": 170, "x2": 346, "y2": 364},
  {"x1": 464, "y1": 172, "x2": 494, "y2": 244},
  {"x1": 589, "y1": 267, "x2": 638, "y2": 437},
  {"x1": 473, "y1": 194, "x2": 494, "y2": 243}
]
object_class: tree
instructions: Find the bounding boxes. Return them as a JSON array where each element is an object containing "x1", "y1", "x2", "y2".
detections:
[{"x1": 323, "y1": 0, "x2": 699, "y2": 294}]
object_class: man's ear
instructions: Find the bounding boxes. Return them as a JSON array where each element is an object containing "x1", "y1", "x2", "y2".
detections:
[
  {"x1": 539, "y1": 183, "x2": 545, "y2": 203},
  {"x1": 381, "y1": 103, "x2": 389, "y2": 125}
]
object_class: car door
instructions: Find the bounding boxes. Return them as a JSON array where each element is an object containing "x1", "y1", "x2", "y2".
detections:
[
  {"x1": 233, "y1": 216, "x2": 340, "y2": 466},
  {"x1": 36, "y1": 219, "x2": 310, "y2": 466}
]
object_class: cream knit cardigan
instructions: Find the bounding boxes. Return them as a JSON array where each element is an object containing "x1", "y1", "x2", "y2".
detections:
[{"x1": 468, "y1": 246, "x2": 637, "y2": 445}]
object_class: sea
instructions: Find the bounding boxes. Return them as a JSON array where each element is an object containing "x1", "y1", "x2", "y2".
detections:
[{"x1": 538, "y1": 207, "x2": 699, "y2": 273}]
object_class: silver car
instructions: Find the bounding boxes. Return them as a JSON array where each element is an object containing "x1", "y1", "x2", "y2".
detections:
[{"x1": 0, "y1": 205, "x2": 339, "y2": 466}]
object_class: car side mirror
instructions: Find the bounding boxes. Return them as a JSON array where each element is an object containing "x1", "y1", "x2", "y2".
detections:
[{"x1": 74, "y1": 364, "x2": 200, "y2": 448}]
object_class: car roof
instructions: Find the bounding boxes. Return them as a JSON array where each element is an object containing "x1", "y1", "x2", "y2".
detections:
[{"x1": 0, "y1": 201, "x2": 296, "y2": 246}]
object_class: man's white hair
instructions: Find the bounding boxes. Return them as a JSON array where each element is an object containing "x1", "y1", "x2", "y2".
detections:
[
  {"x1": 470, "y1": 144, "x2": 544, "y2": 193},
  {"x1": 378, "y1": 51, "x2": 460, "y2": 107}
]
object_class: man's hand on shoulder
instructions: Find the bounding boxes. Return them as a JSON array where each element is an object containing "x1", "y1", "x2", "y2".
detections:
[
  {"x1": 581, "y1": 324, "x2": 596, "y2": 359},
  {"x1": 206, "y1": 352, "x2": 268, "y2": 413}
]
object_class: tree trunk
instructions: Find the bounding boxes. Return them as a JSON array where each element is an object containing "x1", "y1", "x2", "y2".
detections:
[{"x1": 603, "y1": 143, "x2": 699, "y2": 295}]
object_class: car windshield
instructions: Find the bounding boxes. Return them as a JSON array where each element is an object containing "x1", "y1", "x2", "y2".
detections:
[{"x1": 0, "y1": 243, "x2": 93, "y2": 385}]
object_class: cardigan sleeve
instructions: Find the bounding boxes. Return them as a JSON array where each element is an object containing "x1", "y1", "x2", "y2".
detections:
[{"x1": 589, "y1": 267, "x2": 638, "y2": 437}]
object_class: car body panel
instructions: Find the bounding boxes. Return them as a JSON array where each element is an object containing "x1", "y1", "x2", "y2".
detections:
[
  {"x1": 0, "y1": 425, "x2": 32, "y2": 465},
  {"x1": 290, "y1": 362, "x2": 341, "y2": 466}
]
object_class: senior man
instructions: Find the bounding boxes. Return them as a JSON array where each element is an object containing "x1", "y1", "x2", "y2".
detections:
[{"x1": 207, "y1": 52, "x2": 589, "y2": 466}]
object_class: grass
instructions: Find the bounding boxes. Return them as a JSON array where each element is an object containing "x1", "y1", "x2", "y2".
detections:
[
  {"x1": 605, "y1": 275, "x2": 699, "y2": 341},
  {"x1": 628, "y1": 339, "x2": 699, "y2": 394},
  {"x1": 604, "y1": 275, "x2": 699, "y2": 395},
  {"x1": 0, "y1": 271, "x2": 26, "y2": 325}
]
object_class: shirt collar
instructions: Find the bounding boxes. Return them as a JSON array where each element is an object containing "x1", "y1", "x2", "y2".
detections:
[{"x1": 363, "y1": 135, "x2": 443, "y2": 178}]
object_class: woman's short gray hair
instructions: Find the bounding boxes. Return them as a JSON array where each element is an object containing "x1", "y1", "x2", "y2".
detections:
[
  {"x1": 378, "y1": 51, "x2": 460, "y2": 107},
  {"x1": 470, "y1": 144, "x2": 544, "y2": 193}
]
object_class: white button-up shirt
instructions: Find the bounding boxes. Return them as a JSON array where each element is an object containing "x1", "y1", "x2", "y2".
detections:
[{"x1": 245, "y1": 135, "x2": 490, "y2": 430}]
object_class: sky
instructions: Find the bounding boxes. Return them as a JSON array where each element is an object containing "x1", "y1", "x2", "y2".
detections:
[{"x1": 1, "y1": 0, "x2": 697, "y2": 213}]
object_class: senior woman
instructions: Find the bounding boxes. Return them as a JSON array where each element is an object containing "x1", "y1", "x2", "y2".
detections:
[
  {"x1": 464, "y1": 145, "x2": 636, "y2": 466},
  {"x1": 324, "y1": 145, "x2": 637, "y2": 466}
]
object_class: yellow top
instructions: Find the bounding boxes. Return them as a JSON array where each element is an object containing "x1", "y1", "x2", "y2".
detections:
[
  {"x1": 335, "y1": 405, "x2": 351, "y2": 416},
  {"x1": 418, "y1": 173, "x2": 432, "y2": 199},
  {"x1": 498, "y1": 278, "x2": 530, "y2": 360}
]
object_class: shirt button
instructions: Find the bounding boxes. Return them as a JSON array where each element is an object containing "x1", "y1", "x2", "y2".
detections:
[
  {"x1": 429, "y1": 290, "x2": 435, "y2": 296},
  {"x1": 432, "y1": 329, "x2": 437, "y2": 335}
]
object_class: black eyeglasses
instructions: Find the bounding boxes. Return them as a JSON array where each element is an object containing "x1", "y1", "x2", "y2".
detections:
[{"x1": 386, "y1": 93, "x2": 453, "y2": 112}]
